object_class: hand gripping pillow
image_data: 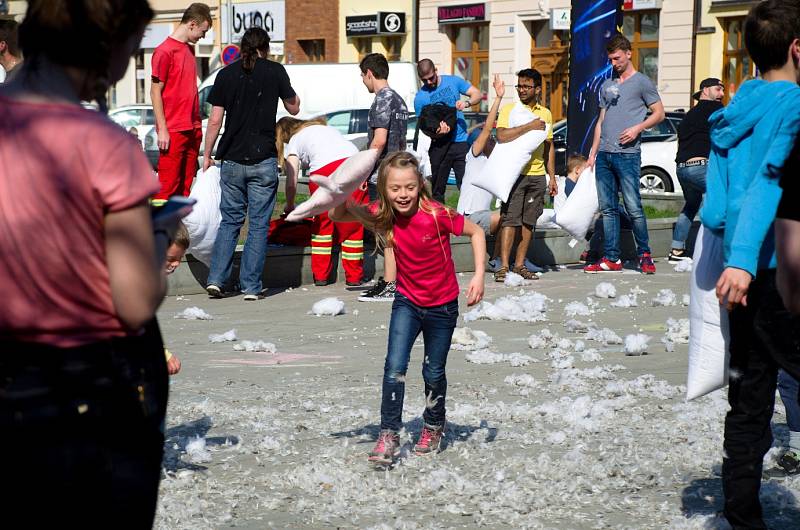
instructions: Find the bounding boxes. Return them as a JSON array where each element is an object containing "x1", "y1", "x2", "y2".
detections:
[
  {"x1": 182, "y1": 166, "x2": 222, "y2": 266},
  {"x1": 686, "y1": 226, "x2": 730, "y2": 401},
  {"x1": 286, "y1": 149, "x2": 380, "y2": 222},
  {"x1": 472, "y1": 103, "x2": 549, "y2": 202},
  {"x1": 553, "y1": 167, "x2": 599, "y2": 239}
]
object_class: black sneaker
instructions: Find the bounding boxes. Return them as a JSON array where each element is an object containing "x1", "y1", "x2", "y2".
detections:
[
  {"x1": 667, "y1": 249, "x2": 691, "y2": 262},
  {"x1": 358, "y1": 277, "x2": 396, "y2": 302}
]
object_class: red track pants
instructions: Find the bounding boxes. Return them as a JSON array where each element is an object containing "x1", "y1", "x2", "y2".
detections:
[
  {"x1": 154, "y1": 127, "x2": 202, "y2": 202},
  {"x1": 308, "y1": 158, "x2": 369, "y2": 284}
]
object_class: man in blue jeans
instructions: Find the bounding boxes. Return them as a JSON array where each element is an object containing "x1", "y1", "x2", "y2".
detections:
[
  {"x1": 586, "y1": 34, "x2": 664, "y2": 274},
  {"x1": 202, "y1": 28, "x2": 299, "y2": 300},
  {"x1": 668, "y1": 78, "x2": 724, "y2": 261}
]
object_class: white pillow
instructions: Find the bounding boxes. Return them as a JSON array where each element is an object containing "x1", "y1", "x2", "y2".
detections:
[
  {"x1": 183, "y1": 166, "x2": 222, "y2": 266},
  {"x1": 686, "y1": 226, "x2": 730, "y2": 401},
  {"x1": 286, "y1": 149, "x2": 379, "y2": 222},
  {"x1": 553, "y1": 167, "x2": 599, "y2": 239},
  {"x1": 472, "y1": 104, "x2": 549, "y2": 203}
]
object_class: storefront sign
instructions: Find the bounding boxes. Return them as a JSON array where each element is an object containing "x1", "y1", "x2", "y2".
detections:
[
  {"x1": 623, "y1": 0, "x2": 660, "y2": 10},
  {"x1": 437, "y1": 3, "x2": 486, "y2": 24},
  {"x1": 224, "y1": 1, "x2": 285, "y2": 43},
  {"x1": 550, "y1": 8, "x2": 571, "y2": 30},
  {"x1": 378, "y1": 12, "x2": 406, "y2": 34},
  {"x1": 347, "y1": 12, "x2": 406, "y2": 37},
  {"x1": 346, "y1": 14, "x2": 379, "y2": 36}
]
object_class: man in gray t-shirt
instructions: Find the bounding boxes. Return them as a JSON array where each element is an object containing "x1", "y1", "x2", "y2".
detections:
[
  {"x1": 585, "y1": 34, "x2": 664, "y2": 275},
  {"x1": 360, "y1": 53, "x2": 409, "y2": 185}
]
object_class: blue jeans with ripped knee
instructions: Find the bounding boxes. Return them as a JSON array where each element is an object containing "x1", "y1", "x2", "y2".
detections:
[{"x1": 380, "y1": 292, "x2": 458, "y2": 432}]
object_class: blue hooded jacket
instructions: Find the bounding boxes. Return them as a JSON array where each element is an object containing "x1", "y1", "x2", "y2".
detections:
[{"x1": 701, "y1": 79, "x2": 800, "y2": 276}]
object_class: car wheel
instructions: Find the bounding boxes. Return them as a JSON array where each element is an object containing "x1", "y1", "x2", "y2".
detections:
[{"x1": 639, "y1": 167, "x2": 674, "y2": 193}]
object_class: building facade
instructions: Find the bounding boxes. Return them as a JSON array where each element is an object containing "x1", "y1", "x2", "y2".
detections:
[
  {"x1": 285, "y1": 0, "x2": 338, "y2": 63},
  {"x1": 694, "y1": 0, "x2": 758, "y2": 105},
  {"x1": 418, "y1": 0, "x2": 695, "y2": 120},
  {"x1": 339, "y1": 0, "x2": 415, "y2": 63}
]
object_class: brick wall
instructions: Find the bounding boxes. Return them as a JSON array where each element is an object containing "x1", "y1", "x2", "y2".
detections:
[{"x1": 285, "y1": 0, "x2": 339, "y2": 63}]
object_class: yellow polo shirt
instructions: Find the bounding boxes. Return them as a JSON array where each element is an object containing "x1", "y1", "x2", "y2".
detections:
[{"x1": 497, "y1": 102, "x2": 553, "y2": 176}]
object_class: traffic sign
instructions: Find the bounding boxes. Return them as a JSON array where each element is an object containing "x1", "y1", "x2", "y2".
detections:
[{"x1": 221, "y1": 44, "x2": 240, "y2": 65}]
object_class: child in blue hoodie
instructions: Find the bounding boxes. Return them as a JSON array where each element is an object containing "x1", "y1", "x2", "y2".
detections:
[{"x1": 700, "y1": 2, "x2": 800, "y2": 527}]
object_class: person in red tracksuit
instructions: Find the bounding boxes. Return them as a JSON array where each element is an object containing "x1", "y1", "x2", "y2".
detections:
[
  {"x1": 276, "y1": 116, "x2": 367, "y2": 286},
  {"x1": 150, "y1": 3, "x2": 211, "y2": 204}
]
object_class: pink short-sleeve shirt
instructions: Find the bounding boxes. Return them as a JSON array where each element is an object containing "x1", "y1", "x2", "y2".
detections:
[
  {"x1": 389, "y1": 201, "x2": 465, "y2": 307},
  {"x1": 0, "y1": 97, "x2": 160, "y2": 347}
]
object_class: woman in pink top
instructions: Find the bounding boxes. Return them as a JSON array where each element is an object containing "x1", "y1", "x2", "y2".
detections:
[
  {"x1": 331, "y1": 151, "x2": 486, "y2": 465},
  {"x1": 0, "y1": 1, "x2": 175, "y2": 525}
]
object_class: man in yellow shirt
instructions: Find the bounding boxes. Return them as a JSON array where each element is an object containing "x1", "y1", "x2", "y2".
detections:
[{"x1": 494, "y1": 68, "x2": 556, "y2": 281}]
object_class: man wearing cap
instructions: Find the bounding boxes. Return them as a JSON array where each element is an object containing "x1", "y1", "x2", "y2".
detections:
[{"x1": 667, "y1": 78, "x2": 724, "y2": 261}]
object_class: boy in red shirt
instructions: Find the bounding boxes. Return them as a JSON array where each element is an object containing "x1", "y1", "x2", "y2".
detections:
[{"x1": 151, "y1": 3, "x2": 211, "y2": 203}]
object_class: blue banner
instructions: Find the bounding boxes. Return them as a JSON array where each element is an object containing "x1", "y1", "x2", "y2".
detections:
[{"x1": 567, "y1": 0, "x2": 624, "y2": 157}]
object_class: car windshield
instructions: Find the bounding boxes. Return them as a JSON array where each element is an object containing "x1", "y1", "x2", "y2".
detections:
[{"x1": 109, "y1": 109, "x2": 141, "y2": 128}]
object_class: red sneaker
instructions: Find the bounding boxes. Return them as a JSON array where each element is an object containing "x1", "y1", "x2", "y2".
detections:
[
  {"x1": 583, "y1": 257, "x2": 623, "y2": 274},
  {"x1": 639, "y1": 252, "x2": 656, "y2": 274}
]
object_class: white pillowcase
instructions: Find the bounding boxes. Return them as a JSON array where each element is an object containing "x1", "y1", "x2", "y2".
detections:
[
  {"x1": 473, "y1": 104, "x2": 549, "y2": 203},
  {"x1": 553, "y1": 166, "x2": 599, "y2": 239},
  {"x1": 183, "y1": 166, "x2": 222, "y2": 266}
]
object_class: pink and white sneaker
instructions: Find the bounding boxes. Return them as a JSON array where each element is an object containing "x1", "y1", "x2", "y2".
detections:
[
  {"x1": 583, "y1": 257, "x2": 623, "y2": 274},
  {"x1": 368, "y1": 430, "x2": 400, "y2": 465},
  {"x1": 414, "y1": 422, "x2": 446, "y2": 455}
]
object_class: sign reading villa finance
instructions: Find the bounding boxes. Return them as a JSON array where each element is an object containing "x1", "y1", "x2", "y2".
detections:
[
  {"x1": 437, "y1": 3, "x2": 486, "y2": 24},
  {"x1": 346, "y1": 12, "x2": 406, "y2": 37}
]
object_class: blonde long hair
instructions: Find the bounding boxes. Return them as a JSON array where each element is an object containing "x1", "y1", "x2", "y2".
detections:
[
  {"x1": 350, "y1": 151, "x2": 454, "y2": 254},
  {"x1": 275, "y1": 116, "x2": 327, "y2": 169}
]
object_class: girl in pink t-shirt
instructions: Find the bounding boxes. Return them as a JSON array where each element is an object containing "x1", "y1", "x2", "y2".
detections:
[{"x1": 330, "y1": 151, "x2": 486, "y2": 465}]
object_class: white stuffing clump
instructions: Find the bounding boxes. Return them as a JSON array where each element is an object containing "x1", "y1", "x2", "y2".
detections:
[
  {"x1": 630, "y1": 285, "x2": 647, "y2": 295},
  {"x1": 652, "y1": 289, "x2": 677, "y2": 306},
  {"x1": 464, "y1": 292, "x2": 549, "y2": 322},
  {"x1": 594, "y1": 282, "x2": 617, "y2": 298},
  {"x1": 580, "y1": 348, "x2": 603, "y2": 362},
  {"x1": 504, "y1": 374, "x2": 538, "y2": 388},
  {"x1": 682, "y1": 294, "x2": 691, "y2": 306},
  {"x1": 564, "y1": 301, "x2": 592, "y2": 317},
  {"x1": 209, "y1": 329, "x2": 237, "y2": 343},
  {"x1": 556, "y1": 338, "x2": 574, "y2": 350},
  {"x1": 661, "y1": 318, "x2": 690, "y2": 352},
  {"x1": 175, "y1": 307, "x2": 213, "y2": 320},
  {"x1": 310, "y1": 297, "x2": 346, "y2": 316},
  {"x1": 185, "y1": 436, "x2": 212, "y2": 463},
  {"x1": 465, "y1": 350, "x2": 534, "y2": 366},
  {"x1": 673, "y1": 259, "x2": 693, "y2": 273},
  {"x1": 624, "y1": 334, "x2": 651, "y2": 356},
  {"x1": 574, "y1": 340, "x2": 586, "y2": 353},
  {"x1": 503, "y1": 271, "x2": 526, "y2": 287},
  {"x1": 450, "y1": 327, "x2": 492, "y2": 351},
  {"x1": 564, "y1": 319, "x2": 591, "y2": 332},
  {"x1": 610, "y1": 294, "x2": 638, "y2": 308},
  {"x1": 528, "y1": 334, "x2": 547, "y2": 350},
  {"x1": 233, "y1": 340, "x2": 276, "y2": 353},
  {"x1": 586, "y1": 327, "x2": 623, "y2": 345}
]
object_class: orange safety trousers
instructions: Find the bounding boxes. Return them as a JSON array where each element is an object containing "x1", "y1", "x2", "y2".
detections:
[{"x1": 308, "y1": 158, "x2": 369, "y2": 284}]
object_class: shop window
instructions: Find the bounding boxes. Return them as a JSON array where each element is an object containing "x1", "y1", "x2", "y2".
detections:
[
  {"x1": 382, "y1": 36, "x2": 402, "y2": 62},
  {"x1": 722, "y1": 17, "x2": 754, "y2": 104},
  {"x1": 299, "y1": 39, "x2": 325, "y2": 63},
  {"x1": 622, "y1": 10, "x2": 659, "y2": 84},
  {"x1": 450, "y1": 24, "x2": 489, "y2": 112}
]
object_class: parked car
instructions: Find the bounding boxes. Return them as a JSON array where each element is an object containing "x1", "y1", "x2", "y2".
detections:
[
  {"x1": 108, "y1": 104, "x2": 155, "y2": 151},
  {"x1": 552, "y1": 111, "x2": 685, "y2": 193}
]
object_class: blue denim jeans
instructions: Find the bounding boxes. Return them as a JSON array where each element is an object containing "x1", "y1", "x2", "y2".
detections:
[
  {"x1": 778, "y1": 370, "x2": 800, "y2": 434},
  {"x1": 380, "y1": 292, "x2": 459, "y2": 432},
  {"x1": 671, "y1": 164, "x2": 707, "y2": 249},
  {"x1": 595, "y1": 151, "x2": 650, "y2": 261},
  {"x1": 208, "y1": 158, "x2": 278, "y2": 294}
]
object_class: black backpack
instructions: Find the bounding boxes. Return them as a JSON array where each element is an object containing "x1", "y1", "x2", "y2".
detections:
[{"x1": 417, "y1": 103, "x2": 457, "y2": 140}]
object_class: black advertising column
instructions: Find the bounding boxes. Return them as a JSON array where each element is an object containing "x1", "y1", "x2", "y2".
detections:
[{"x1": 566, "y1": 0, "x2": 624, "y2": 157}]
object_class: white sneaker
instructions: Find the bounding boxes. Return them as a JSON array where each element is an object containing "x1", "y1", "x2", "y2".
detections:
[
  {"x1": 206, "y1": 284, "x2": 223, "y2": 298},
  {"x1": 242, "y1": 293, "x2": 260, "y2": 301}
]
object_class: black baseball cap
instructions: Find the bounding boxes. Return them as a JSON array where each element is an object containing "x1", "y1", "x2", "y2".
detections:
[{"x1": 693, "y1": 78, "x2": 723, "y2": 100}]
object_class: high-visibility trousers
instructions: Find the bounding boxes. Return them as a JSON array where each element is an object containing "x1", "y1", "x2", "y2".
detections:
[{"x1": 308, "y1": 158, "x2": 369, "y2": 284}]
